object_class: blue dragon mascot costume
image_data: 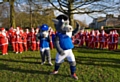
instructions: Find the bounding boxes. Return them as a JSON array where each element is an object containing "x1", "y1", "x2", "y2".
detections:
[
  {"x1": 37, "y1": 24, "x2": 53, "y2": 66},
  {"x1": 50, "y1": 14, "x2": 80, "y2": 80}
]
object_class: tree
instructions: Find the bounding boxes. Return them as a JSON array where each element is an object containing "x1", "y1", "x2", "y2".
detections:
[
  {"x1": 1, "y1": 0, "x2": 56, "y2": 28},
  {"x1": 10, "y1": 0, "x2": 16, "y2": 28},
  {"x1": 1, "y1": 0, "x2": 16, "y2": 28},
  {"x1": 46, "y1": 0, "x2": 119, "y2": 26}
]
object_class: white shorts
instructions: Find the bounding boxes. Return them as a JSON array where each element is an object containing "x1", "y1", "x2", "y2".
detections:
[
  {"x1": 55, "y1": 49, "x2": 75, "y2": 63},
  {"x1": 40, "y1": 47, "x2": 50, "y2": 52}
]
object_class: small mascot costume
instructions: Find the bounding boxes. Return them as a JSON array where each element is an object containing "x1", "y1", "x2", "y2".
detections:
[
  {"x1": 50, "y1": 14, "x2": 80, "y2": 80},
  {"x1": 37, "y1": 24, "x2": 53, "y2": 66}
]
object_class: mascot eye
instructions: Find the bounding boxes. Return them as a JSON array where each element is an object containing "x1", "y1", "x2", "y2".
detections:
[
  {"x1": 65, "y1": 23, "x2": 67, "y2": 25},
  {"x1": 63, "y1": 23, "x2": 67, "y2": 27}
]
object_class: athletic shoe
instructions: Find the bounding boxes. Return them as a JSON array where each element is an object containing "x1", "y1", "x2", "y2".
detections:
[
  {"x1": 16, "y1": 52, "x2": 18, "y2": 54},
  {"x1": 49, "y1": 62, "x2": 53, "y2": 66},
  {"x1": 2, "y1": 54, "x2": 5, "y2": 55},
  {"x1": 41, "y1": 62, "x2": 45, "y2": 65},
  {"x1": 50, "y1": 71, "x2": 58, "y2": 74},
  {"x1": 71, "y1": 73, "x2": 78, "y2": 80},
  {"x1": 6, "y1": 53, "x2": 8, "y2": 55}
]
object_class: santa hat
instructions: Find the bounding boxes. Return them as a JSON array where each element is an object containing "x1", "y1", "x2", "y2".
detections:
[
  {"x1": 109, "y1": 31, "x2": 112, "y2": 34},
  {"x1": 10, "y1": 27, "x2": 13, "y2": 29},
  {"x1": 26, "y1": 28, "x2": 29, "y2": 31},
  {"x1": 31, "y1": 28, "x2": 35, "y2": 33},
  {"x1": 91, "y1": 30, "x2": 95, "y2": 35},
  {"x1": 20, "y1": 28, "x2": 23, "y2": 30},
  {"x1": 16, "y1": 26, "x2": 21, "y2": 30},
  {"x1": 0, "y1": 27, "x2": 5, "y2": 32},
  {"x1": 36, "y1": 28, "x2": 39, "y2": 31}
]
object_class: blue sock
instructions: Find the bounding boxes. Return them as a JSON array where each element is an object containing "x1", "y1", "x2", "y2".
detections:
[
  {"x1": 70, "y1": 66, "x2": 76, "y2": 75},
  {"x1": 54, "y1": 65, "x2": 60, "y2": 71}
]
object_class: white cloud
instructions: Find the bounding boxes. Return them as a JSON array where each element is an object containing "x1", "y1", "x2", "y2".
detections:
[{"x1": 74, "y1": 14, "x2": 93, "y2": 25}]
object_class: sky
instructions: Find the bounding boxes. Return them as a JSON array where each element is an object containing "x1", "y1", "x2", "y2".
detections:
[
  {"x1": 0, "y1": 0, "x2": 2, "y2": 2},
  {"x1": 74, "y1": 14, "x2": 93, "y2": 25},
  {"x1": 1, "y1": 0, "x2": 119, "y2": 25},
  {"x1": 54, "y1": 10, "x2": 93, "y2": 25},
  {"x1": 52, "y1": 0, "x2": 120, "y2": 25}
]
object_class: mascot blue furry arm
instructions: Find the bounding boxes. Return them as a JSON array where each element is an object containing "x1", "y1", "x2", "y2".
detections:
[
  {"x1": 50, "y1": 14, "x2": 80, "y2": 80},
  {"x1": 37, "y1": 24, "x2": 53, "y2": 66}
]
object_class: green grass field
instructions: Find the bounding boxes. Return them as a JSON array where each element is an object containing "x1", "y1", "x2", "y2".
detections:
[{"x1": 0, "y1": 46, "x2": 120, "y2": 82}]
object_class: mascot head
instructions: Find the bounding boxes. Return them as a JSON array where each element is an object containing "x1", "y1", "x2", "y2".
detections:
[
  {"x1": 52, "y1": 14, "x2": 73, "y2": 34},
  {"x1": 40, "y1": 24, "x2": 49, "y2": 38}
]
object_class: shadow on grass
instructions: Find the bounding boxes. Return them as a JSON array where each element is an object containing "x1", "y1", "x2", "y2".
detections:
[
  {"x1": 0, "y1": 63, "x2": 69, "y2": 77},
  {"x1": 22, "y1": 56, "x2": 40, "y2": 60},
  {"x1": 76, "y1": 56, "x2": 120, "y2": 68},
  {"x1": 0, "y1": 58, "x2": 40, "y2": 64},
  {"x1": 73, "y1": 47, "x2": 120, "y2": 55},
  {"x1": 0, "y1": 63, "x2": 49, "y2": 75}
]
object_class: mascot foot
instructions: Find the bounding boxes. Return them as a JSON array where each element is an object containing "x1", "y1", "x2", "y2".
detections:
[
  {"x1": 71, "y1": 73, "x2": 78, "y2": 80},
  {"x1": 50, "y1": 70, "x2": 58, "y2": 74},
  {"x1": 49, "y1": 62, "x2": 53, "y2": 66},
  {"x1": 41, "y1": 62, "x2": 45, "y2": 65}
]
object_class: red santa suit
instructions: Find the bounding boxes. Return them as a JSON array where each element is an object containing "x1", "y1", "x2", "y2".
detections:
[
  {"x1": 108, "y1": 31, "x2": 114, "y2": 50},
  {"x1": 35, "y1": 28, "x2": 40, "y2": 51},
  {"x1": 84, "y1": 30, "x2": 90, "y2": 47},
  {"x1": 114, "y1": 30, "x2": 119, "y2": 50},
  {"x1": 21, "y1": 30, "x2": 27, "y2": 51},
  {"x1": 15, "y1": 27, "x2": 23, "y2": 54},
  {"x1": 73, "y1": 32, "x2": 80, "y2": 45},
  {"x1": 71, "y1": 36, "x2": 75, "y2": 44},
  {"x1": 78, "y1": 30, "x2": 85, "y2": 47},
  {"x1": 89, "y1": 30, "x2": 95, "y2": 49},
  {"x1": 94, "y1": 30, "x2": 100, "y2": 48},
  {"x1": 48, "y1": 27, "x2": 54, "y2": 49},
  {"x1": 99, "y1": 30, "x2": 107, "y2": 49},
  {"x1": 8, "y1": 27, "x2": 14, "y2": 44},
  {"x1": 9, "y1": 29, "x2": 16, "y2": 52},
  {"x1": 0, "y1": 28, "x2": 9, "y2": 55},
  {"x1": 25, "y1": 29, "x2": 30, "y2": 50},
  {"x1": 29, "y1": 28, "x2": 36, "y2": 51},
  {"x1": 74, "y1": 32, "x2": 80, "y2": 39}
]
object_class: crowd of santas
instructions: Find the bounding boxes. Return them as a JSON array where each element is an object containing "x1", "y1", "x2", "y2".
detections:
[
  {"x1": 0, "y1": 26, "x2": 119, "y2": 55},
  {"x1": 72, "y1": 29, "x2": 119, "y2": 50},
  {"x1": 0, "y1": 27, "x2": 55, "y2": 55}
]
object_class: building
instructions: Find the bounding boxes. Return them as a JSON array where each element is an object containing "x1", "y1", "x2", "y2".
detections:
[{"x1": 89, "y1": 14, "x2": 120, "y2": 29}]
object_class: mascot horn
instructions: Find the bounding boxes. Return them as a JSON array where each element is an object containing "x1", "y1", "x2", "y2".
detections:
[{"x1": 50, "y1": 14, "x2": 80, "y2": 80}]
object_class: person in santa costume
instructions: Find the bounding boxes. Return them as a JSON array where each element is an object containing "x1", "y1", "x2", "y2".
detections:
[
  {"x1": 51, "y1": 30, "x2": 57, "y2": 48},
  {"x1": 0, "y1": 28, "x2": 9, "y2": 55},
  {"x1": 114, "y1": 30, "x2": 119, "y2": 50},
  {"x1": 9, "y1": 28, "x2": 16, "y2": 52},
  {"x1": 95, "y1": 30, "x2": 100, "y2": 48},
  {"x1": 78, "y1": 30, "x2": 85, "y2": 47},
  {"x1": 35, "y1": 28, "x2": 40, "y2": 51},
  {"x1": 29, "y1": 28, "x2": 36, "y2": 51},
  {"x1": 25, "y1": 28, "x2": 30, "y2": 50},
  {"x1": 8, "y1": 27, "x2": 14, "y2": 44},
  {"x1": 108, "y1": 31, "x2": 114, "y2": 50},
  {"x1": 71, "y1": 36, "x2": 75, "y2": 44},
  {"x1": 84, "y1": 30, "x2": 90, "y2": 47},
  {"x1": 21, "y1": 29, "x2": 27, "y2": 51},
  {"x1": 73, "y1": 32, "x2": 80, "y2": 46},
  {"x1": 48, "y1": 27, "x2": 54, "y2": 49},
  {"x1": 14, "y1": 27, "x2": 23, "y2": 54},
  {"x1": 89, "y1": 30, "x2": 95, "y2": 49},
  {"x1": 99, "y1": 30, "x2": 107, "y2": 49}
]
